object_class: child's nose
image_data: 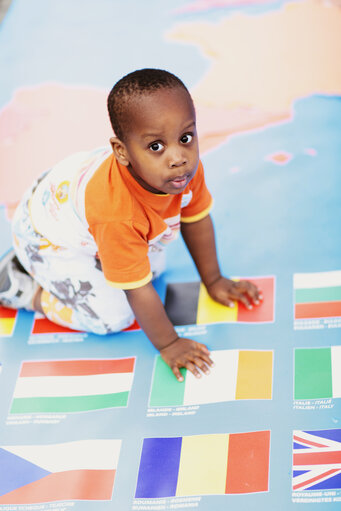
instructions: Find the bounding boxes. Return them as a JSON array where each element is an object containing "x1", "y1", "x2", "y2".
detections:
[{"x1": 168, "y1": 148, "x2": 187, "y2": 168}]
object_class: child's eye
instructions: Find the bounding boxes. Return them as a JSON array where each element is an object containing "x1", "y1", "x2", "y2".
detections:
[
  {"x1": 180, "y1": 133, "x2": 193, "y2": 144},
  {"x1": 149, "y1": 142, "x2": 164, "y2": 152}
]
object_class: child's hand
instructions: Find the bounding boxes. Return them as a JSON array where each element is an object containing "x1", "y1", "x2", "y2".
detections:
[
  {"x1": 160, "y1": 337, "x2": 214, "y2": 382},
  {"x1": 207, "y1": 276, "x2": 263, "y2": 310}
]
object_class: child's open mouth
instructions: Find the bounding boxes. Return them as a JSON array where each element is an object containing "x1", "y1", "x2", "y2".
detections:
[{"x1": 169, "y1": 174, "x2": 189, "y2": 189}]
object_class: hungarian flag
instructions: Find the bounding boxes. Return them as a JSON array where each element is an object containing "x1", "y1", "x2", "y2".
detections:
[{"x1": 10, "y1": 358, "x2": 135, "y2": 414}]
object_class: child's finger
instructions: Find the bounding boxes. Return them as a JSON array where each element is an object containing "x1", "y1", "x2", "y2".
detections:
[
  {"x1": 171, "y1": 365, "x2": 184, "y2": 382},
  {"x1": 245, "y1": 282, "x2": 263, "y2": 305},
  {"x1": 196, "y1": 352, "x2": 214, "y2": 367},
  {"x1": 185, "y1": 361, "x2": 202, "y2": 379},
  {"x1": 236, "y1": 292, "x2": 253, "y2": 310},
  {"x1": 193, "y1": 357, "x2": 210, "y2": 375},
  {"x1": 196, "y1": 342, "x2": 210, "y2": 355}
]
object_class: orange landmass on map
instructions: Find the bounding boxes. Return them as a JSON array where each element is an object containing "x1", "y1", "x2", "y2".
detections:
[{"x1": 168, "y1": 0, "x2": 341, "y2": 153}]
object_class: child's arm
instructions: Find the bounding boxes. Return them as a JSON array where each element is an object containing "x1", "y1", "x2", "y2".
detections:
[
  {"x1": 181, "y1": 214, "x2": 263, "y2": 307},
  {"x1": 125, "y1": 283, "x2": 213, "y2": 381}
]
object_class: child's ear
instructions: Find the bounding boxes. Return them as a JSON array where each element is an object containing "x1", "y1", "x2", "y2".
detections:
[{"x1": 110, "y1": 137, "x2": 130, "y2": 166}]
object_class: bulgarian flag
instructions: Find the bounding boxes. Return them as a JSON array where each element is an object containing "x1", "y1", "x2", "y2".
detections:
[{"x1": 294, "y1": 270, "x2": 341, "y2": 320}]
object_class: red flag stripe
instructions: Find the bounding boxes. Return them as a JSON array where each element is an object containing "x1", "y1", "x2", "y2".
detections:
[
  {"x1": 293, "y1": 469, "x2": 339, "y2": 491},
  {"x1": 295, "y1": 301, "x2": 341, "y2": 319},
  {"x1": 293, "y1": 435, "x2": 328, "y2": 448},
  {"x1": 0, "y1": 307, "x2": 17, "y2": 319},
  {"x1": 0, "y1": 469, "x2": 116, "y2": 504},
  {"x1": 19, "y1": 358, "x2": 135, "y2": 377},
  {"x1": 225, "y1": 430, "x2": 270, "y2": 494},
  {"x1": 294, "y1": 451, "x2": 341, "y2": 465}
]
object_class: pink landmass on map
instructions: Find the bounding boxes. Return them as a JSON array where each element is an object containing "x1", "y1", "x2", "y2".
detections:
[
  {"x1": 0, "y1": 83, "x2": 249, "y2": 204},
  {"x1": 174, "y1": 0, "x2": 275, "y2": 14},
  {"x1": 0, "y1": 84, "x2": 113, "y2": 205}
]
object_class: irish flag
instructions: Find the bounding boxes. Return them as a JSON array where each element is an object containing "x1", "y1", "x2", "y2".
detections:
[
  {"x1": 0, "y1": 439, "x2": 121, "y2": 504},
  {"x1": 135, "y1": 431, "x2": 270, "y2": 498},
  {"x1": 10, "y1": 358, "x2": 135, "y2": 414},
  {"x1": 165, "y1": 276, "x2": 274, "y2": 326},
  {"x1": 294, "y1": 270, "x2": 341, "y2": 320},
  {"x1": 149, "y1": 349, "x2": 273, "y2": 407},
  {"x1": 294, "y1": 347, "x2": 341, "y2": 400}
]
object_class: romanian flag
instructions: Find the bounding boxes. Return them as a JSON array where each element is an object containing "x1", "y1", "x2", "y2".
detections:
[
  {"x1": 0, "y1": 439, "x2": 121, "y2": 504},
  {"x1": 294, "y1": 270, "x2": 341, "y2": 320},
  {"x1": 149, "y1": 350, "x2": 273, "y2": 407},
  {"x1": 0, "y1": 306, "x2": 17, "y2": 336},
  {"x1": 165, "y1": 276, "x2": 274, "y2": 326},
  {"x1": 10, "y1": 358, "x2": 135, "y2": 414},
  {"x1": 135, "y1": 431, "x2": 270, "y2": 498},
  {"x1": 294, "y1": 347, "x2": 341, "y2": 400}
]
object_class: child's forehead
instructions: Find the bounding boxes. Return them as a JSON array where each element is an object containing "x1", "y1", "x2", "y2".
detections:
[{"x1": 127, "y1": 87, "x2": 195, "y2": 127}]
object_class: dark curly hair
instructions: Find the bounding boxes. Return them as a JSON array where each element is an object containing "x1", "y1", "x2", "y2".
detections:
[{"x1": 107, "y1": 68, "x2": 191, "y2": 141}]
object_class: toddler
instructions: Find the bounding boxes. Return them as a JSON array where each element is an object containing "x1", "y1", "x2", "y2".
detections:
[{"x1": 0, "y1": 69, "x2": 262, "y2": 381}]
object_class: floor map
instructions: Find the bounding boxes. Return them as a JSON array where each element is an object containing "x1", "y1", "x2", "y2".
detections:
[{"x1": 0, "y1": 0, "x2": 340, "y2": 510}]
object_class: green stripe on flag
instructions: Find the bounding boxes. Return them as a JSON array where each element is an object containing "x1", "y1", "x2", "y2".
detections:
[
  {"x1": 294, "y1": 348, "x2": 332, "y2": 399},
  {"x1": 295, "y1": 286, "x2": 341, "y2": 304},
  {"x1": 149, "y1": 356, "x2": 186, "y2": 407},
  {"x1": 10, "y1": 391, "x2": 129, "y2": 413}
]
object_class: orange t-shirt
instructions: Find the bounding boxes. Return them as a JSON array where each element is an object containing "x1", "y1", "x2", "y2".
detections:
[{"x1": 84, "y1": 154, "x2": 213, "y2": 289}]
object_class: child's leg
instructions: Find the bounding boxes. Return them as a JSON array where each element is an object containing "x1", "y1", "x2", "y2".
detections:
[
  {"x1": 9, "y1": 175, "x2": 167, "y2": 335},
  {"x1": 11, "y1": 188, "x2": 134, "y2": 335}
]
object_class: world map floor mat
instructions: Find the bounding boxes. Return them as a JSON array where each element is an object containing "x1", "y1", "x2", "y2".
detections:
[{"x1": 0, "y1": 0, "x2": 340, "y2": 510}]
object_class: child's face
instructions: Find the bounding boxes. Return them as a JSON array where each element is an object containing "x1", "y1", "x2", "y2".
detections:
[{"x1": 113, "y1": 87, "x2": 199, "y2": 195}]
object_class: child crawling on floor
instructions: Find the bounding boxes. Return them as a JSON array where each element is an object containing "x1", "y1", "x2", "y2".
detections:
[{"x1": 0, "y1": 68, "x2": 262, "y2": 381}]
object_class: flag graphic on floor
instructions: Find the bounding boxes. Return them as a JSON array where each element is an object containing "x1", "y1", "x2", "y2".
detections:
[
  {"x1": 10, "y1": 358, "x2": 135, "y2": 414},
  {"x1": 293, "y1": 429, "x2": 341, "y2": 491},
  {"x1": 135, "y1": 431, "x2": 270, "y2": 498},
  {"x1": 31, "y1": 313, "x2": 81, "y2": 334},
  {"x1": 164, "y1": 276, "x2": 274, "y2": 326},
  {"x1": 294, "y1": 270, "x2": 341, "y2": 320},
  {"x1": 294, "y1": 346, "x2": 341, "y2": 400},
  {"x1": 0, "y1": 439, "x2": 121, "y2": 504},
  {"x1": 0, "y1": 306, "x2": 17, "y2": 337},
  {"x1": 149, "y1": 350, "x2": 273, "y2": 407},
  {"x1": 31, "y1": 313, "x2": 140, "y2": 335}
]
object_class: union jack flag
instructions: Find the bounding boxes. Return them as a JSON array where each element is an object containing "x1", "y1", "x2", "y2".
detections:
[{"x1": 293, "y1": 429, "x2": 341, "y2": 491}]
